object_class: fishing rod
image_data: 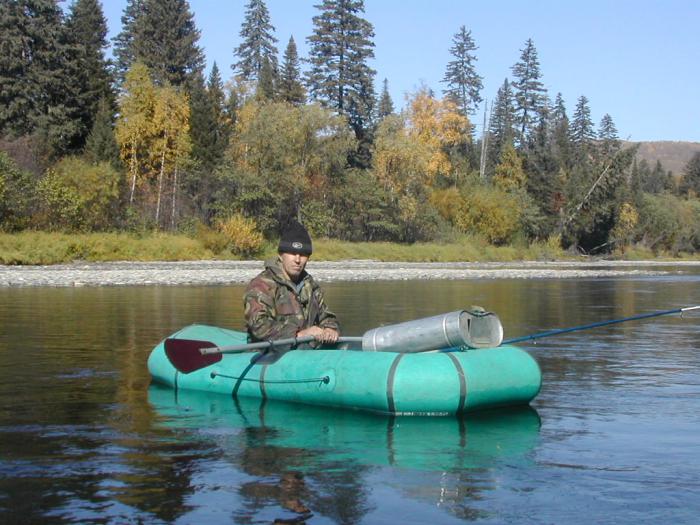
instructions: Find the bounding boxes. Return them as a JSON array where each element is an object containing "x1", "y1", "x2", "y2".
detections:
[{"x1": 503, "y1": 305, "x2": 700, "y2": 345}]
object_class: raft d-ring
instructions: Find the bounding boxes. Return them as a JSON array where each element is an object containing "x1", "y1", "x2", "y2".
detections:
[{"x1": 318, "y1": 370, "x2": 336, "y2": 391}]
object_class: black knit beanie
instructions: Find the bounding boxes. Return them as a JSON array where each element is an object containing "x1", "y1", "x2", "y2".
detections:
[{"x1": 278, "y1": 220, "x2": 312, "y2": 255}]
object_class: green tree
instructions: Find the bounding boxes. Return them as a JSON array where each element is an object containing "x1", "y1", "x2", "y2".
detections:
[
  {"x1": 84, "y1": 96, "x2": 121, "y2": 167},
  {"x1": 65, "y1": 0, "x2": 114, "y2": 149},
  {"x1": 0, "y1": 151, "x2": 36, "y2": 230},
  {"x1": 37, "y1": 157, "x2": 121, "y2": 231},
  {"x1": 233, "y1": 0, "x2": 279, "y2": 81},
  {"x1": 0, "y1": 0, "x2": 83, "y2": 157},
  {"x1": 441, "y1": 26, "x2": 483, "y2": 116},
  {"x1": 551, "y1": 92, "x2": 571, "y2": 168},
  {"x1": 597, "y1": 113, "x2": 620, "y2": 161},
  {"x1": 679, "y1": 152, "x2": 700, "y2": 196},
  {"x1": 569, "y1": 95, "x2": 596, "y2": 154},
  {"x1": 222, "y1": 100, "x2": 356, "y2": 233},
  {"x1": 511, "y1": 39, "x2": 546, "y2": 146},
  {"x1": 112, "y1": 0, "x2": 144, "y2": 86},
  {"x1": 115, "y1": 0, "x2": 204, "y2": 87},
  {"x1": 279, "y1": 36, "x2": 305, "y2": 105},
  {"x1": 487, "y1": 79, "x2": 516, "y2": 171},
  {"x1": 306, "y1": 0, "x2": 376, "y2": 140},
  {"x1": 255, "y1": 55, "x2": 276, "y2": 100},
  {"x1": 377, "y1": 78, "x2": 394, "y2": 119}
]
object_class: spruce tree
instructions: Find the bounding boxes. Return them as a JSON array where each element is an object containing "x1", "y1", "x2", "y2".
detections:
[
  {"x1": 569, "y1": 95, "x2": 596, "y2": 153},
  {"x1": 233, "y1": 0, "x2": 279, "y2": 81},
  {"x1": 0, "y1": 0, "x2": 85, "y2": 157},
  {"x1": 377, "y1": 78, "x2": 394, "y2": 119},
  {"x1": 487, "y1": 79, "x2": 517, "y2": 169},
  {"x1": 256, "y1": 56, "x2": 276, "y2": 100},
  {"x1": 279, "y1": 36, "x2": 305, "y2": 105},
  {"x1": 84, "y1": 96, "x2": 121, "y2": 167},
  {"x1": 65, "y1": 0, "x2": 114, "y2": 150},
  {"x1": 441, "y1": 26, "x2": 483, "y2": 116},
  {"x1": 597, "y1": 113, "x2": 620, "y2": 160},
  {"x1": 0, "y1": 0, "x2": 64, "y2": 138},
  {"x1": 551, "y1": 92, "x2": 571, "y2": 168},
  {"x1": 114, "y1": 0, "x2": 204, "y2": 87},
  {"x1": 679, "y1": 152, "x2": 700, "y2": 196},
  {"x1": 511, "y1": 38, "x2": 546, "y2": 147},
  {"x1": 306, "y1": 0, "x2": 376, "y2": 139},
  {"x1": 112, "y1": 0, "x2": 145, "y2": 86}
]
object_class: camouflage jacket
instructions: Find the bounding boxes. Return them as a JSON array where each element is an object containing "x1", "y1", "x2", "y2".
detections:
[{"x1": 244, "y1": 257, "x2": 340, "y2": 343}]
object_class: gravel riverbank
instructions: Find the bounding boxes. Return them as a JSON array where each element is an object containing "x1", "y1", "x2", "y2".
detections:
[{"x1": 1, "y1": 260, "x2": 698, "y2": 287}]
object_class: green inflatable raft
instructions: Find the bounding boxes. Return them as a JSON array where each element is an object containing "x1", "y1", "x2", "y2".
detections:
[{"x1": 148, "y1": 324, "x2": 541, "y2": 415}]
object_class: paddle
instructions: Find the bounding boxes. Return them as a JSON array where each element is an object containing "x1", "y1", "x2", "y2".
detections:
[
  {"x1": 502, "y1": 305, "x2": 700, "y2": 345},
  {"x1": 165, "y1": 335, "x2": 363, "y2": 373}
]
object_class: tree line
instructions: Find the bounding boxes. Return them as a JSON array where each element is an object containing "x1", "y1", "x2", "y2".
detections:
[{"x1": 1, "y1": 0, "x2": 700, "y2": 256}]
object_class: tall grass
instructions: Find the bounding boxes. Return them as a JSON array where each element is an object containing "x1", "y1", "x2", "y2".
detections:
[{"x1": 2, "y1": 231, "x2": 694, "y2": 265}]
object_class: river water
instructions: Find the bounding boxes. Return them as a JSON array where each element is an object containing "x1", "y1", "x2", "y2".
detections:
[{"x1": 1, "y1": 266, "x2": 699, "y2": 524}]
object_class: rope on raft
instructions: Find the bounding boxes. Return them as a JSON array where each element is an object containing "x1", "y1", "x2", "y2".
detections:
[{"x1": 211, "y1": 371, "x2": 330, "y2": 384}]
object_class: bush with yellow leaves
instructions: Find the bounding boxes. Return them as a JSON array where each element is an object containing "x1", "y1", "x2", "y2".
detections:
[{"x1": 216, "y1": 214, "x2": 264, "y2": 257}]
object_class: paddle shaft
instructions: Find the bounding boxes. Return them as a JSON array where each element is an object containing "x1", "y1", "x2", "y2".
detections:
[
  {"x1": 199, "y1": 335, "x2": 364, "y2": 355},
  {"x1": 503, "y1": 305, "x2": 700, "y2": 345}
]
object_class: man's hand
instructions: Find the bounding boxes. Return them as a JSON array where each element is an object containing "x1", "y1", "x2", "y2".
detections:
[{"x1": 297, "y1": 326, "x2": 339, "y2": 344}]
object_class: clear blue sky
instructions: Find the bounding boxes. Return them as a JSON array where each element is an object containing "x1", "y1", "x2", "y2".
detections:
[{"x1": 101, "y1": 0, "x2": 700, "y2": 142}]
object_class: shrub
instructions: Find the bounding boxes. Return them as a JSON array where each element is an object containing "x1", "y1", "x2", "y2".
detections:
[
  {"x1": 216, "y1": 213, "x2": 264, "y2": 257},
  {"x1": 454, "y1": 186, "x2": 521, "y2": 245},
  {"x1": 36, "y1": 157, "x2": 120, "y2": 231}
]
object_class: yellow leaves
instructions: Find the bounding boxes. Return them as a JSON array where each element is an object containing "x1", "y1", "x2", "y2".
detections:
[
  {"x1": 431, "y1": 186, "x2": 521, "y2": 244},
  {"x1": 216, "y1": 213, "x2": 264, "y2": 257},
  {"x1": 611, "y1": 202, "x2": 639, "y2": 250},
  {"x1": 493, "y1": 143, "x2": 526, "y2": 193},
  {"x1": 407, "y1": 88, "x2": 471, "y2": 181}
]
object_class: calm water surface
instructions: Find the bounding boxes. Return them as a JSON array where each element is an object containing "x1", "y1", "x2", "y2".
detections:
[{"x1": 1, "y1": 268, "x2": 700, "y2": 524}]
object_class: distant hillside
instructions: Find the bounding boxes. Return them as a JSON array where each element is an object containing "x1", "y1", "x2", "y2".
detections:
[{"x1": 625, "y1": 141, "x2": 700, "y2": 176}]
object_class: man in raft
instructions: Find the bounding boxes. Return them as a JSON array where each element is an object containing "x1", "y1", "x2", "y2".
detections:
[{"x1": 244, "y1": 220, "x2": 340, "y2": 346}]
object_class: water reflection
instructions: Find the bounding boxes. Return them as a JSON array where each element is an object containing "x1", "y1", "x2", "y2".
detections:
[{"x1": 147, "y1": 385, "x2": 541, "y2": 522}]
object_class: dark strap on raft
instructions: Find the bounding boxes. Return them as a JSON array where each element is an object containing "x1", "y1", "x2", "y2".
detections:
[
  {"x1": 386, "y1": 354, "x2": 405, "y2": 414},
  {"x1": 232, "y1": 351, "x2": 266, "y2": 398},
  {"x1": 446, "y1": 353, "x2": 467, "y2": 413}
]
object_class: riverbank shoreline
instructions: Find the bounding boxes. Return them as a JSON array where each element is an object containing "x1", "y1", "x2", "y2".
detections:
[{"x1": 2, "y1": 259, "x2": 699, "y2": 287}]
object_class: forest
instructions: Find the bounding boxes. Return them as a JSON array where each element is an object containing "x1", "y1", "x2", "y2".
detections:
[{"x1": 2, "y1": 0, "x2": 700, "y2": 260}]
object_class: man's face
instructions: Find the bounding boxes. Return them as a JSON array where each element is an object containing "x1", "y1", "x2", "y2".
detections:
[{"x1": 279, "y1": 252, "x2": 309, "y2": 282}]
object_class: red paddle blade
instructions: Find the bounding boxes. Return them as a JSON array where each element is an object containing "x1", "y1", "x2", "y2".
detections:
[{"x1": 164, "y1": 338, "x2": 223, "y2": 373}]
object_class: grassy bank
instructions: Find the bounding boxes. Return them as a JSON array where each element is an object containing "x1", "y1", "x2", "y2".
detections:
[{"x1": 0, "y1": 230, "x2": 691, "y2": 265}]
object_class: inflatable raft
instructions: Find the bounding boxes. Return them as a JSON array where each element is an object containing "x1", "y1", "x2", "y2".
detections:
[{"x1": 148, "y1": 324, "x2": 541, "y2": 415}]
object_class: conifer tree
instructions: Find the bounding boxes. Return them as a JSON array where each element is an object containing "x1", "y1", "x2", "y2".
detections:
[
  {"x1": 487, "y1": 79, "x2": 517, "y2": 169},
  {"x1": 306, "y1": 0, "x2": 376, "y2": 139},
  {"x1": 679, "y1": 152, "x2": 700, "y2": 196},
  {"x1": 0, "y1": 0, "x2": 87, "y2": 157},
  {"x1": 511, "y1": 39, "x2": 546, "y2": 146},
  {"x1": 114, "y1": 0, "x2": 204, "y2": 87},
  {"x1": 551, "y1": 93, "x2": 571, "y2": 168},
  {"x1": 189, "y1": 73, "x2": 220, "y2": 171},
  {"x1": 377, "y1": 78, "x2": 394, "y2": 119},
  {"x1": 0, "y1": 0, "x2": 64, "y2": 138},
  {"x1": 233, "y1": 0, "x2": 278, "y2": 81},
  {"x1": 112, "y1": 0, "x2": 144, "y2": 86},
  {"x1": 441, "y1": 26, "x2": 483, "y2": 116},
  {"x1": 65, "y1": 0, "x2": 114, "y2": 150},
  {"x1": 256, "y1": 56, "x2": 276, "y2": 100},
  {"x1": 84, "y1": 96, "x2": 121, "y2": 167},
  {"x1": 569, "y1": 95, "x2": 596, "y2": 153},
  {"x1": 279, "y1": 36, "x2": 305, "y2": 105},
  {"x1": 597, "y1": 113, "x2": 620, "y2": 160}
]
